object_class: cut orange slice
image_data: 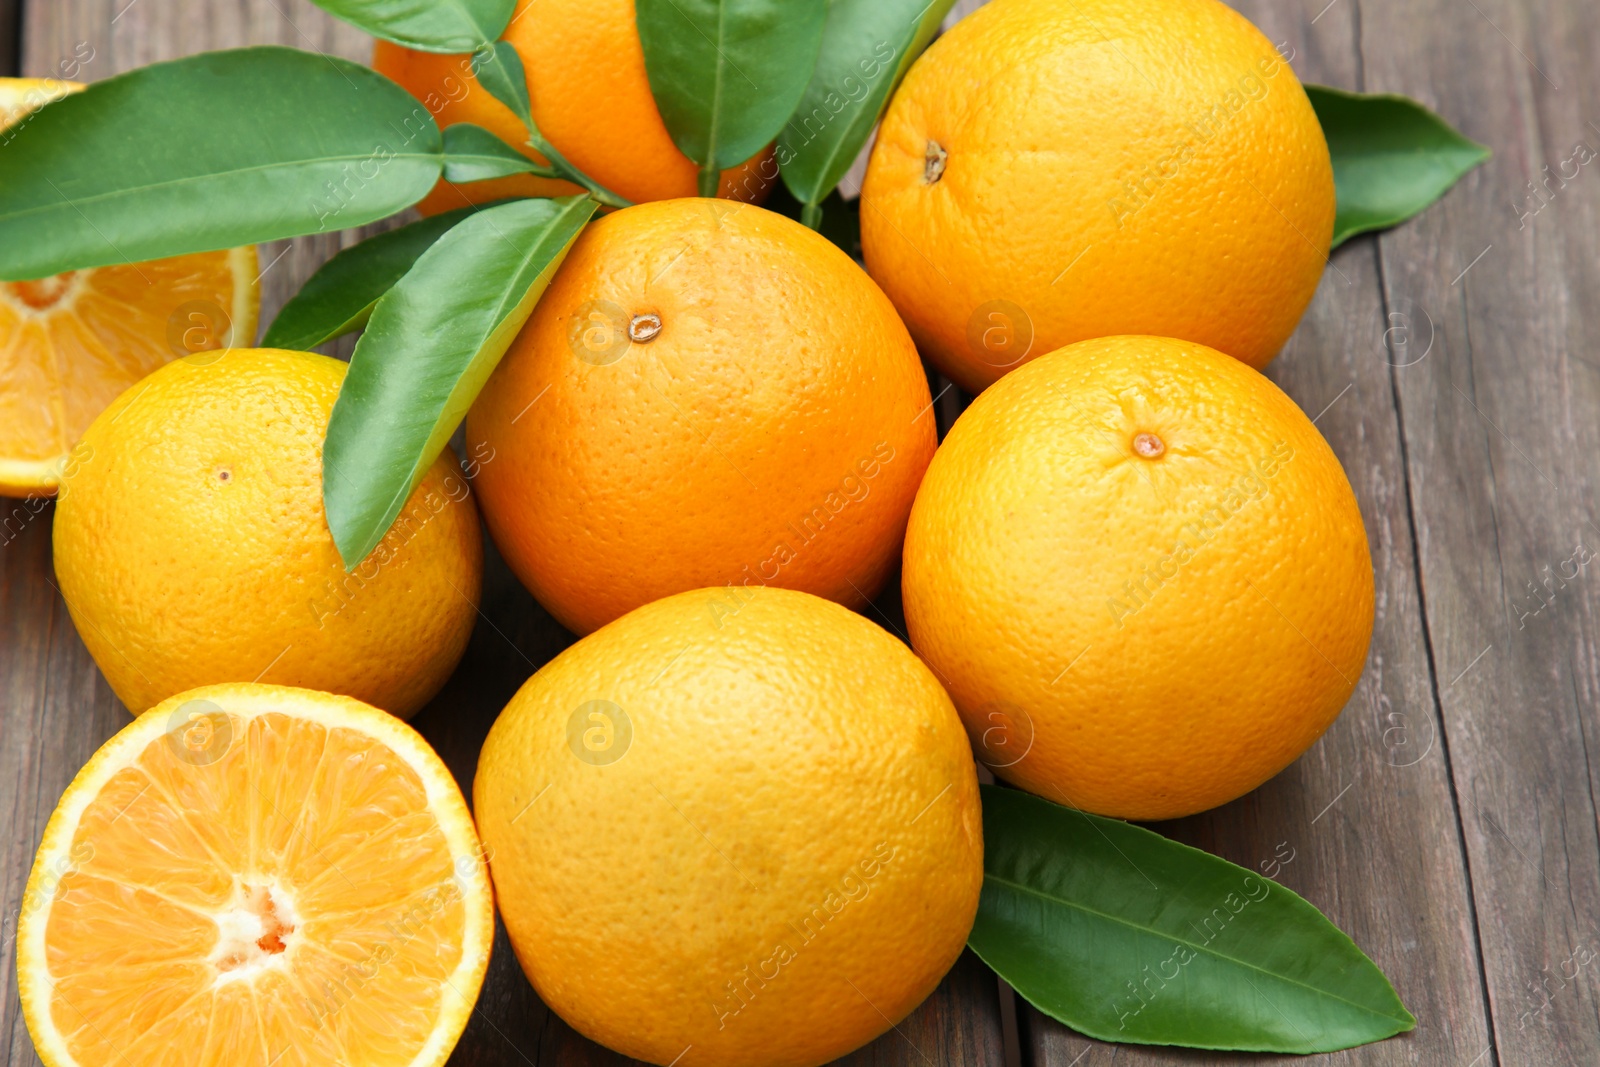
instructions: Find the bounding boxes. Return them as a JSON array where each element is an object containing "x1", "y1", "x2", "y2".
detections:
[
  {"x1": 0, "y1": 78, "x2": 259, "y2": 497},
  {"x1": 16, "y1": 684, "x2": 493, "y2": 1067}
]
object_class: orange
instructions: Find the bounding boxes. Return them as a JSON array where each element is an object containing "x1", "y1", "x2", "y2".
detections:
[
  {"x1": 372, "y1": 0, "x2": 776, "y2": 214},
  {"x1": 53, "y1": 349, "x2": 481, "y2": 718},
  {"x1": 475, "y1": 587, "x2": 982, "y2": 1067},
  {"x1": 860, "y1": 0, "x2": 1335, "y2": 394},
  {"x1": 16, "y1": 683, "x2": 493, "y2": 1067},
  {"x1": 0, "y1": 79, "x2": 258, "y2": 497},
  {"x1": 466, "y1": 198, "x2": 936, "y2": 636},
  {"x1": 902, "y1": 336, "x2": 1373, "y2": 820}
]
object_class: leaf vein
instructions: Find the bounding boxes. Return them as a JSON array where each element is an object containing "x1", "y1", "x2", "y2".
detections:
[
  {"x1": 0, "y1": 153, "x2": 441, "y2": 225},
  {"x1": 984, "y1": 873, "x2": 1411, "y2": 1023}
]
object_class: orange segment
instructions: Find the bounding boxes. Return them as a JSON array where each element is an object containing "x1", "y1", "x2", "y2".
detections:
[
  {"x1": 17, "y1": 684, "x2": 493, "y2": 1067},
  {"x1": 0, "y1": 79, "x2": 259, "y2": 497}
]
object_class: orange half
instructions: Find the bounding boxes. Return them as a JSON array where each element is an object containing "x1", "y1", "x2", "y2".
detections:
[
  {"x1": 16, "y1": 684, "x2": 494, "y2": 1067},
  {"x1": 0, "y1": 79, "x2": 259, "y2": 497}
]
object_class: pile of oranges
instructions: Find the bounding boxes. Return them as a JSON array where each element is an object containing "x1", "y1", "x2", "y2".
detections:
[{"x1": 9, "y1": 1, "x2": 1375, "y2": 1066}]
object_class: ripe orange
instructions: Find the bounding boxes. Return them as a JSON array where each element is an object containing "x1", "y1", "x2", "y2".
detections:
[
  {"x1": 17, "y1": 683, "x2": 493, "y2": 1067},
  {"x1": 53, "y1": 349, "x2": 481, "y2": 718},
  {"x1": 902, "y1": 336, "x2": 1373, "y2": 820},
  {"x1": 475, "y1": 587, "x2": 982, "y2": 1067},
  {"x1": 0, "y1": 78, "x2": 258, "y2": 498},
  {"x1": 466, "y1": 198, "x2": 936, "y2": 636},
  {"x1": 372, "y1": 0, "x2": 775, "y2": 214},
  {"x1": 860, "y1": 0, "x2": 1335, "y2": 393}
]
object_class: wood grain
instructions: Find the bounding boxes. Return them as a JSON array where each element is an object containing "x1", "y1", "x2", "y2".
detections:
[
  {"x1": 0, "y1": 502, "x2": 130, "y2": 1067},
  {"x1": 7, "y1": 0, "x2": 1600, "y2": 1065},
  {"x1": 1356, "y1": 0, "x2": 1600, "y2": 1063}
]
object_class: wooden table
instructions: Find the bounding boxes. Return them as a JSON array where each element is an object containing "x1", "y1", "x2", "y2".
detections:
[{"x1": 3, "y1": 1, "x2": 1598, "y2": 1064}]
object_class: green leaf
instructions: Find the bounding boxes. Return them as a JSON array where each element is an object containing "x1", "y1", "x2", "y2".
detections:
[
  {"x1": 472, "y1": 40, "x2": 535, "y2": 131},
  {"x1": 263, "y1": 204, "x2": 494, "y2": 351},
  {"x1": 1307, "y1": 85, "x2": 1490, "y2": 248},
  {"x1": 323, "y1": 195, "x2": 597, "y2": 568},
  {"x1": 442, "y1": 123, "x2": 556, "y2": 183},
  {"x1": 636, "y1": 0, "x2": 828, "y2": 194},
  {"x1": 969, "y1": 786, "x2": 1415, "y2": 1053},
  {"x1": 778, "y1": 0, "x2": 954, "y2": 211},
  {"x1": 0, "y1": 47, "x2": 442, "y2": 281},
  {"x1": 308, "y1": 0, "x2": 513, "y2": 52}
]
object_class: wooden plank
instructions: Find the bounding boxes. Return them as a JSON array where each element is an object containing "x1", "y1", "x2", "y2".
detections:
[
  {"x1": 2, "y1": 3, "x2": 1007, "y2": 1066},
  {"x1": 0, "y1": 0, "x2": 17, "y2": 77},
  {"x1": 0, "y1": 506, "x2": 130, "y2": 1067},
  {"x1": 1354, "y1": 0, "x2": 1600, "y2": 1063},
  {"x1": 1021, "y1": 1, "x2": 1496, "y2": 1063}
]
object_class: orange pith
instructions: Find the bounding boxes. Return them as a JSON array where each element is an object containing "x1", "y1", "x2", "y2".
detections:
[
  {"x1": 17, "y1": 685, "x2": 493, "y2": 1067},
  {"x1": 0, "y1": 79, "x2": 259, "y2": 498}
]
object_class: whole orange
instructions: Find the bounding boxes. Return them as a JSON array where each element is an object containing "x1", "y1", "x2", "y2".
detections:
[
  {"x1": 466, "y1": 198, "x2": 936, "y2": 636},
  {"x1": 860, "y1": 0, "x2": 1335, "y2": 393},
  {"x1": 372, "y1": 0, "x2": 775, "y2": 214},
  {"x1": 53, "y1": 349, "x2": 482, "y2": 718},
  {"x1": 902, "y1": 336, "x2": 1373, "y2": 820},
  {"x1": 475, "y1": 587, "x2": 982, "y2": 1067}
]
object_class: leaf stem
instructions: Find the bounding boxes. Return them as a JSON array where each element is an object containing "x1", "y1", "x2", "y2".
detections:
[
  {"x1": 470, "y1": 42, "x2": 632, "y2": 210},
  {"x1": 698, "y1": 163, "x2": 720, "y2": 198},
  {"x1": 800, "y1": 201, "x2": 823, "y2": 230},
  {"x1": 525, "y1": 128, "x2": 631, "y2": 210}
]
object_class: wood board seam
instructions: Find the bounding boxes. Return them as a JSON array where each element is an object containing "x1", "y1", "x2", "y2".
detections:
[
  {"x1": 1349, "y1": 1, "x2": 1500, "y2": 1060},
  {"x1": 1371, "y1": 237, "x2": 1505, "y2": 1067}
]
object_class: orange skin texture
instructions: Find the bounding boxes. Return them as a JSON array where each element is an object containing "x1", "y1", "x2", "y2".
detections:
[
  {"x1": 474, "y1": 587, "x2": 982, "y2": 1067},
  {"x1": 53, "y1": 349, "x2": 482, "y2": 719},
  {"x1": 371, "y1": 0, "x2": 777, "y2": 214},
  {"x1": 902, "y1": 337, "x2": 1374, "y2": 820},
  {"x1": 466, "y1": 198, "x2": 937, "y2": 636},
  {"x1": 860, "y1": 0, "x2": 1336, "y2": 394}
]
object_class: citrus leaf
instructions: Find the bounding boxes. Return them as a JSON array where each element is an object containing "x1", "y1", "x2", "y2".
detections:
[
  {"x1": 442, "y1": 123, "x2": 557, "y2": 183},
  {"x1": 263, "y1": 203, "x2": 496, "y2": 351},
  {"x1": 323, "y1": 195, "x2": 597, "y2": 568},
  {"x1": 472, "y1": 40, "x2": 535, "y2": 132},
  {"x1": 969, "y1": 786, "x2": 1415, "y2": 1053},
  {"x1": 0, "y1": 47, "x2": 442, "y2": 281},
  {"x1": 307, "y1": 0, "x2": 513, "y2": 52},
  {"x1": 467, "y1": 41, "x2": 632, "y2": 209},
  {"x1": 1307, "y1": 85, "x2": 1490, "y2": 248},
  {"x1": 636, "y1": 0, "x2": 827, "y2": 194},
  {"x1": 778, "y1": 0, "x2": 954, "y2": 216}
]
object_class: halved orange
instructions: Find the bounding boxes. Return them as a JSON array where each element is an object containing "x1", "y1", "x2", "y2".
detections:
[
  {"x1": 16, "y1": 684, "x2": 493, "y2": 1067},
  {"x1": 0, "y1": 79, "x2": 259, "y2": 497}
]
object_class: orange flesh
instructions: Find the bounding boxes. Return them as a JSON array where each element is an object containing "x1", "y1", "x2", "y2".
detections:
[
  {"x1": 41, "y1": 712, "x2": 465, "y2": 1067},
  {"x1": 0, "y1": 252, "x2": 250, "y2": 469}
]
